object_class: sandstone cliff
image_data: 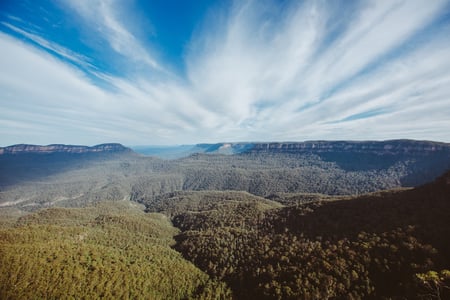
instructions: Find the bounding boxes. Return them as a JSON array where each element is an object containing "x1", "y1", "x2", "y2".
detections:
[
  {"x1": 0, "y1": 143, "x2": 131, "y2": 155},
  {"x1": 245, "y1": 140, "x2": 450, "y2": 156}
]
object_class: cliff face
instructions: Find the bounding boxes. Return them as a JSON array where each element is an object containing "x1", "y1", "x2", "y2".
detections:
[
  {"x1": 2, "y1": 140, "x2": 449, "y2": 157},
  {"x1": 0, "y1": 143, "x2": 132, "y2": 155},
  {"x1": 246, "y1": 140, "x2": 450, "y2": 156}
]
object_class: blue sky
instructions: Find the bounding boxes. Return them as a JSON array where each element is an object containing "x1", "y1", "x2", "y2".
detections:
[{"x1": 1, "y1": 0, "x2": 450, "y2": 146}]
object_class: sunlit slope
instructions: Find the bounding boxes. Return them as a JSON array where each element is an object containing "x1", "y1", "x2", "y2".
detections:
[{"x1": 0, "y1": 201, "x2": 230, "y2": 299}]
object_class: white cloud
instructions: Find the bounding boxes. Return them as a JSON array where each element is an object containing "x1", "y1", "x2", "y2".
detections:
[
  {"x1": 62, "y1": 0, "x2": 162, "y2": 71},
  {"x1": 185, "y1": 0, "x2": 450, "y2": 142},
  {"x1": 299, "y1": 0, "x2": 447, "y2": 103},
  {"x1": 2, "y1": 22, "x2": 95, "y2": 70},
  {"x1": 1, "y1": 0, "x2": 450, "y2": 145},
  {"x1": 0, "y1": 32, "x2": 222, "y2": 146}
]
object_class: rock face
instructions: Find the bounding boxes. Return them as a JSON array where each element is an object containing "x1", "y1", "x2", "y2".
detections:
[
  {"x1": 245, "y1": 140, "x2": 450, "y2": 156},
  {"x1": 0, "y1": 143, "x2": 132, "y2": 155},
  {"x1": 187, "y1": 140, "x2": 450, "y2": 156}
]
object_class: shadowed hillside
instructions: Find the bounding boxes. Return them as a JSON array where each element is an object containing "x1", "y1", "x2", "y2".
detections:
[
  {"x1": 0, "y1": 143, "x2": 133, "y2": 188},
  {"x1": 169, "y1": 171, "x2": 450, "y2": 299}
]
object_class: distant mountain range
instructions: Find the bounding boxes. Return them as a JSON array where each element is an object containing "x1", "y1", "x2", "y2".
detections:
[
  {"x1": 132, "y1": 140, "x2": 450, "y2": 158},
  {"x1": 1, "y1": 139, "x2": 449, "y2": 210},
  {"x1": 248, "y1": 140, "x2": 450, "y2": 155},
  {"x1": 0, "y1": 143, "x2": 130, "y2": 155},
  {"x1": 130, "y1": 143, "x2": 254, "y2": 158},
  {"x1": 2, "y1": 140, "x2": 448, "y2": 157}
]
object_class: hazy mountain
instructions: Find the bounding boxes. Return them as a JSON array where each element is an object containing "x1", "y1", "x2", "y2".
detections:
[
  {"x1": 131, "y1": 145, "x2": 195, "y2": 159},
  {"x1": 131, "y1": 143, "x2": 255, "y2": 158},
  {"x1": 133, "y1": 140, "x2": 449, "y2": 158},
  {"x1": 0, "y1": 143, "x2": 131, "y2": 155},
  {"x1": 0, "y1": 140, "x2": 449, "y2": 211}
]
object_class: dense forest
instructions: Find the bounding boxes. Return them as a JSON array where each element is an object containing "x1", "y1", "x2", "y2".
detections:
[
  {"x1": 1, "y1": 171, "x2": 449, "y2": 298},
  {"x1": 167, "y1": 171, "x2": 450, "y2": 299},
  {"x1": 0, "y1": 201, "x2": 230, "y2": 299},
  {"x1": 0, "y1": 141, "x2": 450, "y2": 298}
]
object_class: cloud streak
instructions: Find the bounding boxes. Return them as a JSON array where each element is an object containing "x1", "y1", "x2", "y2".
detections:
[
  {"x1": 1, "y1": 0, "x2": 450, "y2": 145},
  {"x1": 1, "y1": 22, "x2": 94, "y2": 70},
  {"x1": 62, "y1": 0, "x2": 162, "y2": 71}
]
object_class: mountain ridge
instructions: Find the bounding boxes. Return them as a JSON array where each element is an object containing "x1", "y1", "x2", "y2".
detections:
[
  {"x1": 130, "y1": 140, "x2": 450, "y2": 158},
  {"x1": 0, "y1": 143, "x2": 131, "y2": 155},
  {"x1": 196, "y1": 139, "x2": 450, "y2": 155},
  {"x1": 246, "y1": 140, "x2": 450, "y2": 155},
  {"x1": 2, "y1": 140, "x2": 449, "y2": 157}
]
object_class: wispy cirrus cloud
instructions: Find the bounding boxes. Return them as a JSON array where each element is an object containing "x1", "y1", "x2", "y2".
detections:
[
  {"x1": 0, "y1": 0, "x2": 449, "y2": 146},
  {"x1": 0, "y1": 31, "x2": 217, "y2": 145},
  {"x1": 61, "y1": 0, "x2": 162, "y2": 72},
  {"x1": 1, "y1": 22, "x2": 94, "y2": 70},
  {"x1": 185, "y1": 0, "x2": 450, "y2": 141}
]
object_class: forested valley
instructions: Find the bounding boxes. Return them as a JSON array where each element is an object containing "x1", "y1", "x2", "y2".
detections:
[
  {"x1": 1, "y1": 140, "x2": 449, "y2": 210},
  {"x1": 0, "y1": 140, "x2": 449, "y2": 299}
]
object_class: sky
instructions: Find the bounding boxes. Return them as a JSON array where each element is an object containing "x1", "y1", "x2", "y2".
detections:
[{"x1": 1, "y1": 0, "x2": 450, "y2": 146}]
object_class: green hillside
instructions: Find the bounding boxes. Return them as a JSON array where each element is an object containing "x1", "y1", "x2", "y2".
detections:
[{"x1": 0, "y1": 201, "x2": 231, "y2": 299}]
